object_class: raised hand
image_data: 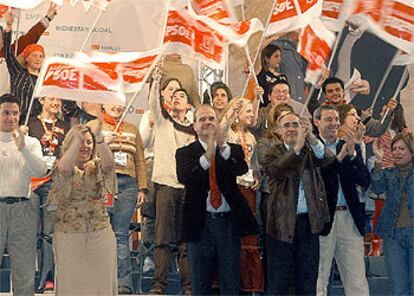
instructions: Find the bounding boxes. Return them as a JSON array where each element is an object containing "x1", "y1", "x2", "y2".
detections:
[
  {"x1": 152, "y1": 61, "x2": 162, "y2": 81},
  {"x1": 372, "y1": 139, "x2": 384, "y2": 164},
  {"x1": 254, "y1": 86, "x2": 264, "y2": 100},
  {"x1": 350, "y1": 79, "x2": 370, "y2": 95},
  {"x1": 387, "y1": 97, "x2": 398, "y2": 111},
  {"x1": 46, "y1": 2, "x2": 58, "y2": 20},
  {"x1": 5, "y1": 9, "x2": 14, "y2": 32},
  {"x1": 342, "y1": 127, "x2": 356, "y2": 156},
  {"x1": 226, "y1": 98, "x2": 243, "y2": 121},
  {"x1": 13, "y1": 126, "x2": 28, "y2": 151},
  {"x1": 293, "y1": 124, "x2": 306, "y2": 154},
  {"x1": 95, "y1": 108, "x2": 104, "y2": 142}
]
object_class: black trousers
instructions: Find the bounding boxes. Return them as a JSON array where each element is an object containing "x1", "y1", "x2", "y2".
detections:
[{"x1": 266, "y1": 214, "x2": 320, "y2": 296}]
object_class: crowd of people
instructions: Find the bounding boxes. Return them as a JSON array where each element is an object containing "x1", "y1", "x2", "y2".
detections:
[{"x1": 0, "y1": 3, "x2": 413, "y2": 296}]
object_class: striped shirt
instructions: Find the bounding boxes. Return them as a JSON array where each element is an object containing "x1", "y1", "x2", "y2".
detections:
[{"x1": 4, "y1": 31, "x2": 40, "y2": 121}]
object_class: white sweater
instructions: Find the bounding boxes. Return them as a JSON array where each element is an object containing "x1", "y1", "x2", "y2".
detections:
[
  {"x1": 149, "y1": 81, "x2": 195, "y2": 189},
  {"x1": 0, "y1": 131, "x2": 47, "y2": 198}
]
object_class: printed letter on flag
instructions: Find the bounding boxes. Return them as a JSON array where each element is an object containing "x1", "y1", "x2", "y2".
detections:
[
  {"x1": 297, "y1": 18, "x2": 335, "y2": 84},
  {"x1": 162, "y1": 7, "x2": 226, "y2": 69},
  {"x1": 266, "y1": 0, "x2": 323, "y2": 36},
  {"x1": 33, "y1": 57, "x2": 125, "y2": 105},
  {"x1": 190, "y1": 0, "x2": 237, "y2": 22}
]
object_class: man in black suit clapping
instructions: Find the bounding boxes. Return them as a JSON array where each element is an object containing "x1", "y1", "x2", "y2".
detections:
[{"x1": 176, "y1": 104, "x2": 258, "y2": 296}]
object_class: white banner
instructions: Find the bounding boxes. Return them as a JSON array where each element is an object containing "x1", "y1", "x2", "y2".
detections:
[{"x1": 69, "y1": 0, "x2": 112, "y2": 11}]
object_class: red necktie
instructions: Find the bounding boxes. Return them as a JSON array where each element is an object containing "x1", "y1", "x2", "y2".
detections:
[{"x1": 209, "y1": 157, "x2": 222, "y2": 209}]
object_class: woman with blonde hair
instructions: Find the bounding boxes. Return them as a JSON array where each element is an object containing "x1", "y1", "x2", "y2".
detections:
[
  {"x1": 48, "y1": 112, "x2": 117, "y2": 295},
  {"x1": 224, "y1": 90, "x2": 265, "y2": 293}
]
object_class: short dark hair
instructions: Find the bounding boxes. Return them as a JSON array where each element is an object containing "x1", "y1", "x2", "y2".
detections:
[
  {"x1": 313, "y1": 104, "x2": 337, "y2": 122},
  {"x1": 0, "y1": 94, "x2": 20, "y2": 109},
  {"x1": 322, "y1": 77, "x2": 345, "y2": 94},
  {"x1": 268, "y1": 80, "x2": 292, "y2": 96},
  {"x1": 211, "y1": 81, "x2": 233, "y2": 102},
  {"x1": 172, "y1": 88, "x2": 191, "y2": 103}
]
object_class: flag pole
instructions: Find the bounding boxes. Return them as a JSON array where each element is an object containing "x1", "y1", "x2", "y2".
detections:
[
  {"x1": 241, "y1": 0, "x2": 278, "y2": 97},
  {"x1": 80, "y1": 10, "x2": 104, "y2": 52},
  {"x1": 14, "y1": 8, "x2": 21, "y2": 56},
  {"x1": 243, "y1": 45, "x2": 263, "y2": 102},
  {"x1": 380, "y1": 66, "x2": 409, "y2": 124},
  {"x1": 369, "y1": 50, "x2": 400, "y2": 109},
  {"x1": 113, "y1": 91, "x2": 139, "y2": 132},
  {"x1": 314, "y1": 23, "x2": 346, "y2": 102}
]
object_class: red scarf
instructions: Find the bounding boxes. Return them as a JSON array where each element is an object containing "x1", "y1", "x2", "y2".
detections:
[{"x1": 102, "y1": 112, "x2": 123, "y2": 131}]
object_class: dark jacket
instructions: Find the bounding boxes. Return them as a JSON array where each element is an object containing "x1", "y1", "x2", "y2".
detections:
[
  {"x1": 176, "y1": 141, "x2": 259, "y2": 242},
  {"x1": 262, "y1": 142, "x2": 334, "y2": 243},
  {"x1": 319, "y1": 140, "x2": 371, "y2": 236}
]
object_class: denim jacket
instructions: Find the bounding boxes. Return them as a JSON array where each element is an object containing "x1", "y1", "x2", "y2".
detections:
[{"x1": 371, "y1": 167, "x2": 414, "y2": 239}]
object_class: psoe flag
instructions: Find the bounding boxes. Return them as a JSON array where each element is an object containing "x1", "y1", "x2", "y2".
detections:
[
  {"x1": 297, "y1": 18, "x2": 335, "y2": 84},
  {"x1": 266, "y1": 0, "x2": 323, "y2": 36},
  {"x1": 162, "y1": 7, "x2": 226, "y2": 69},
  {"x1": 33, "y1": 57, "x2": 126, "y2": 105},
  {"x1": 321, "y1": 0, "x2": 358, "y2": 32},
  {"x1": 75, "y1": 49, "x2": 161, "y2": 93},
  {"x1": 190, "y1": 0, "x2": 238, "y2": 22},
  {"x1": 0, "y1": 0, "x2": 62, "y2": 9},
  {"x1": 188, "y1": 0, "x2": 263, "y2": 48},
  {"x1": 350, "y1": 0, "x2": 414, "y2": 54}
]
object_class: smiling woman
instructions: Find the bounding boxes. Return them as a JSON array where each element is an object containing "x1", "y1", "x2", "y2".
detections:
[{"x1": 48, "y1": 118, "x2": 118, "y2": 295}]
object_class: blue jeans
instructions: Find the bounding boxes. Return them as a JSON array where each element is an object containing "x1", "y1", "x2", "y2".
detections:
[
  {"x1": 34, "y1": 181, "x2": 55, "y2": 288},
  {"x1": 383, "y1": 227, "x2": 414, "y2": 295},
  {"x1": 108, "y1": 174, "x2": 137, "y2": 292}
]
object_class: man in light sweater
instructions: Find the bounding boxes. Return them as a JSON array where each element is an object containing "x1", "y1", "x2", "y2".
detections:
[
  {"x1": 0, "y1": 93, "x2": 47, "y2": 295},
  {"x1": 149, "y1": 67, "x2": 195, "y2": 295}
]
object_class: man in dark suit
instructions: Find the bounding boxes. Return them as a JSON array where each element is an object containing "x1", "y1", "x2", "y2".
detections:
[
  {"x1": 176, "y1": 104, "x2": 258, "y2": 296},
  {"x1": 313, "y1": 104, "x2": 371, "y2": 296}
]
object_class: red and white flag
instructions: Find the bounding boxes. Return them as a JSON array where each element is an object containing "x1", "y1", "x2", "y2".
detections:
[
  {"x1": 188, "y1": 0, "x2": 263, "y2": 47},
  {"x1": 266, "y1": 0, "x2": 323, "y2": 36},
  {"x1": 321, "y1": 0, "x2": 357, "y2": 31},
  {"x1": 75, "y1": 49, "x2": 161, "y2": 93},
  {"x1": 162, "y1": 7, "x2": 226, "y2": 69},
  {"x1": 350, "y1": 0, "x2": 414, "y2": 54},
  {"x1": 33, "y1": 57, "x2": 125, "y2": 105},
  {"x1": 69, "y1": 0, "x2": 112, "y2": 11},
  {"x1": 190, "y1": 0, "x2": 237, "y2": 22},
  {"x1": 297, "y1": 18, "x2": 335, "y2": 84},
  {"x1": 0, "y1": 0, "x2": 62, "y2": 9}
]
